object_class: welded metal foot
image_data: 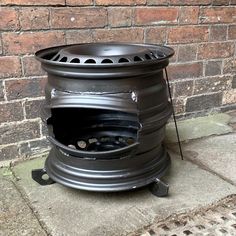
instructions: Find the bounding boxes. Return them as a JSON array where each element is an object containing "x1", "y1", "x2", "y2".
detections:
[
  {"x1": 149, "y1": 178, "x2": 169, "y2": 197},
  {"x1": 31, "y1": 168, "x2": 55, "y2": 186}
]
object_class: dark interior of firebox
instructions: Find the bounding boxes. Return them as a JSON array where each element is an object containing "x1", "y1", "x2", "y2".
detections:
[{"x1": 48, "y1": 108, "x2": 140, "y2": 152}]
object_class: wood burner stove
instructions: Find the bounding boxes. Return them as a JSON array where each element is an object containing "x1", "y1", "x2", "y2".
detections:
[{"x1": 32, "y1": 43, "x2": 174, "y2": 197}]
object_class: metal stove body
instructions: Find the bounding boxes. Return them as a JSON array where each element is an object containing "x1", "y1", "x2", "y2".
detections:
[{"x1": 32, "y1": 43, "x2": 174, "y2": 196}]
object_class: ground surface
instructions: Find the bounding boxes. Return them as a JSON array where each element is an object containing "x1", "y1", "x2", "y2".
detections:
[{"x1": 0, "y1": 111, "x2": 235, "y2": 236}]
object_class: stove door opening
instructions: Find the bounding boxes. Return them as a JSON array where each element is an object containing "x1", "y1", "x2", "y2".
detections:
[{"x1": 47, "y1": 108, "x2": 140, "y2": 152}]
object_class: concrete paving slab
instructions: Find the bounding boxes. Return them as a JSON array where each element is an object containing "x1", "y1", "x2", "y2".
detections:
[
  {"x1": 165, "y1": 113, "x2": 232, "y2": 143},
  {"x1": 12, "y1": 153, "x2": 236, "y2": 236},
  {"x1": 0, "y1": 168, "x2": 46, "y2": 236},
  {"x1": 177, "y1": 133, "x2": 236, "y2": 185}
]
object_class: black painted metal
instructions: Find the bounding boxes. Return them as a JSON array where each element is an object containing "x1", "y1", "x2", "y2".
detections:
[{"x1": 34, "y1": 43, "x2": 174, "y2": 192}]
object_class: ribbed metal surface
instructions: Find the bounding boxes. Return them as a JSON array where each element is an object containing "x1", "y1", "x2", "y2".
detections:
[{"x1": 35, "y1": 43, "x2": 174, "y2": 192}]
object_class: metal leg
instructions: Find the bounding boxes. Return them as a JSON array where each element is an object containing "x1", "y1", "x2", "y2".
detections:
[
  {"x1": 31, "y1": 168, "x2": 55, "y2": 186},
  {"x1": 149, "y1": 178, "x2": 169, "y2": 197}
]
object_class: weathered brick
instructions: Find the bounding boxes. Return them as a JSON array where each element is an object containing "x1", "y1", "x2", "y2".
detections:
[
  {"x1": 22, "y1": 56, "x2": 45, "y2": 76},
  {"x1": 194, "y1": 76, "x2": 231, "y2": 95},
  {"x1": 0, "y1": 56, "x2": 21, "y2": 78},
  {"x1": 0, "y1": 0, "x2": 65, "y2": 5},
  {"x1": 228, "y1": 25, "x2": 236, "y2": 39},
  {"x1": 177, "y1": 44, "x2": 197, "y2": 62},
  {"x1": 3, "y1": 31, "x2": 65, "y2": 55},
  {"x1": 186, "y1": 92, "x2": 222, "y2": 112},
  {"x1": 66, "y1": 30, "x2": 93, "y2": 44},
  {"x1": 232, "y1": 76, "x2": 236, "y2": 88},
  {"x1": 24, "y1": 99, "x2": 43, "y2": 119},
  {"x1": 0, "y1": 81, "x2": 4, "y2": 101},
  {"x1": 170, "y1": 0, "x2": 211, "y2": 4},
  {"x1": 0, "y1": 38, "x2": 2, "y2": 55},
  {"x1": 92, "y1": 28, "x2": 144, "y2": 43},
  {"x1": 0, "y1": 121, "x2": 40, "y2": 145},
  {"x1": 205, "y1": 60, "x2": 222, "y2": 76},
  {"x1": 0, "y1": 145, "x2": 19, "y2": 161},
  {"x1": 0, "y1": 102, "x2": 24, "y2": 124},
  {"x1": 231, "y1": 0, "x2": 236, "y2": 4},
  {"x1": 198, "y1": 42, "x2": 234, "y2": 59},
  {"x1": 210, "y1": 25, "x2": 227, "y2": 41},
  {"x1": 172, "y1": 98, "x2": 185, "y2": 114},
  {"x1": 19, "y1": 138, "x2": 50, "y2": 158},
  {"x1": 145, "y1": 27, "x2": 167, "y2": 44},
  {"x1": 179, "y1": 7, "x2": 199, "y2": 24},
  {"x1": 66, "y1": 0, "x2": 93, "y2": 5},
  {"x1": 147, "y1": 0, "x2": 169, "y2": 5},
  {"x1": 95, "y1": 0, "x2": 146, "y2": 5},
  {"x1": 168, "y1": 62, "x2": 203, "y2": 80},
  {"x1": 222, "y1": 89, "x2": 236, "y2": 104},
  {"x1": 135, "y1": 7, "x2": 178, "y2": 25},
  {"x1": 168, "y1": 26, "x2": 209, "y2": 44},
  {"x1": 174, "y1": 80, "x2": 193, "y2": 97},
  {"x1": 108, "y1": 8, "x2": 132, "y2": 27},
  {"x1": 200, "y1": 7, "x2": 236, "y2": 24},
  {"x1": 223, "y1": 58, "x2": 236, "y2": 74},
  {"x1": 0, "y1": 7, "x2": 19, "y2": 30},
  {"x1": 168, "y1": 45, "x2": 178, "y2": 63},
  {"x1": 19, "y1": 8, "x2": 50, "y2": 30},
  {"x1": 212, "y1": 0, "x2": 229, "y2": 5},
  {"x1": 51, "y1": 8, "x2": 107, "y2": 29},
  {"x1": 5, "y1": 77, "x2": 46, "y2": 100}
]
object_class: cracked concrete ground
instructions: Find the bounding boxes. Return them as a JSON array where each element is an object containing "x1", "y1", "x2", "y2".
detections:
[{"x1": 0, "y1": 111, "x2": 236, "y2": 236}]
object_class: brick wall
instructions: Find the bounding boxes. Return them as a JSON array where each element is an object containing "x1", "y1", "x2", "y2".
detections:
[{"x1": 0, "y1": 0, "x2": 236, "y2": 161}]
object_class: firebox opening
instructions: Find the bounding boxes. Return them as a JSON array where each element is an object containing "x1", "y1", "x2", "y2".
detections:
[{"x1": 48, "y1": 108, "x2": 140, "y2": 152}]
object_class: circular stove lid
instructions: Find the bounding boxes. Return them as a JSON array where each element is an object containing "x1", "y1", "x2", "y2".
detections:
[{"x1": 36, "y1": 43, "x2": 174, "y2": 65}]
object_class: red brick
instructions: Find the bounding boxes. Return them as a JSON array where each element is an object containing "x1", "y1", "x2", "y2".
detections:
[
  {"x1": 212, "y1": 0, "x2": 229, "y2": 5},
  {"x1": 108, "y1": 8, "x2": 132, "y2": 27},
  {"x1": 198, "y1": 42, "x2": 235, "y2": 59},
  {"x1": 174, "y1": 80, "x2": 194, "y2": 97},
  {"x1": 1, "y1": 0, "x2": 65, "y2": 5},
  {"x1": 95, "y1": 0, "x2": 146, "y2": 5},
  {"x1": 170, "y1": 0, "x2": 211, "y2": 5},
  {"x1": 168, "y1": 62, "x2": 203, "y2": 80},
  {"x1": 179, "y1": 7, "x2": 199, "y2": 24},
  {"x1": 200, "y1": 7, "x2": 236, "y2": 24},
  {"x1": 177, "y1": 44, "x2": 197, "y2": 62},
  {"x1": 3, "y1": 31, "x2": 65, "y2": 55},
  {"x1": 0, "y1": 56, "x2": 21, "y2": 78},
  {"x1": 0, "y1": 38, "x2": 2, "y2": 55},
  {"x1": 0, "y1": 145, "x2": 19, "y2": 161},
  {"x1": 24, "y1": 99, "x2": 43, "y2": 119},
  {"x1": 22, "y1": 56, "x2": 45, "y2": 76},
  {"x1": 66, "y1": 30, "x2": 93, "y2": 44},
  {"x1": 168, "y1": 26, "x2": 209, "y2": 44},
  {"x1": 135, "y1": 7, "x2": 178, "y2": 25},
  {"x1": 92, "y1": 28, "x2": 144, "y2": 43},
  {"x1": 231, "y1": 0, "x2": 236, "y2": 4},
  {"x1": 147, "y1": 0, "x2": 169, "y2": 5},
  {"x1": 0, "y1": 102, "x2": 24, "y2": 124},
  {"x1": 51, "y1": 8, "x2": 107, "y2": 29},
  {"x1": 19, "y1": 8, "x2": 50, "y2": 30},
  {"x1": 145, "y1": 27, "x2": 167, "y2": 44},
  {"x1": 194, "y1": 76, "x2": 231, "y2": 95},
  {"x1": 0, "y1": 8, "x2": 19, "y2": 30},
  {"x1": 228, "y1": 25, "x2": 236, "y2": 39},
  {"x1": 210, "y1": 25, "x2": 227, "y2": 41},
  {"x1": 66, "y1": 0, "x2": 93, "y2": 5},
  {"x1": 0, "y1": 121, "x2": 40, "y2": 145},
  {"x1": 5, "y1": 77, "x2": 46, "y2": 100}
]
